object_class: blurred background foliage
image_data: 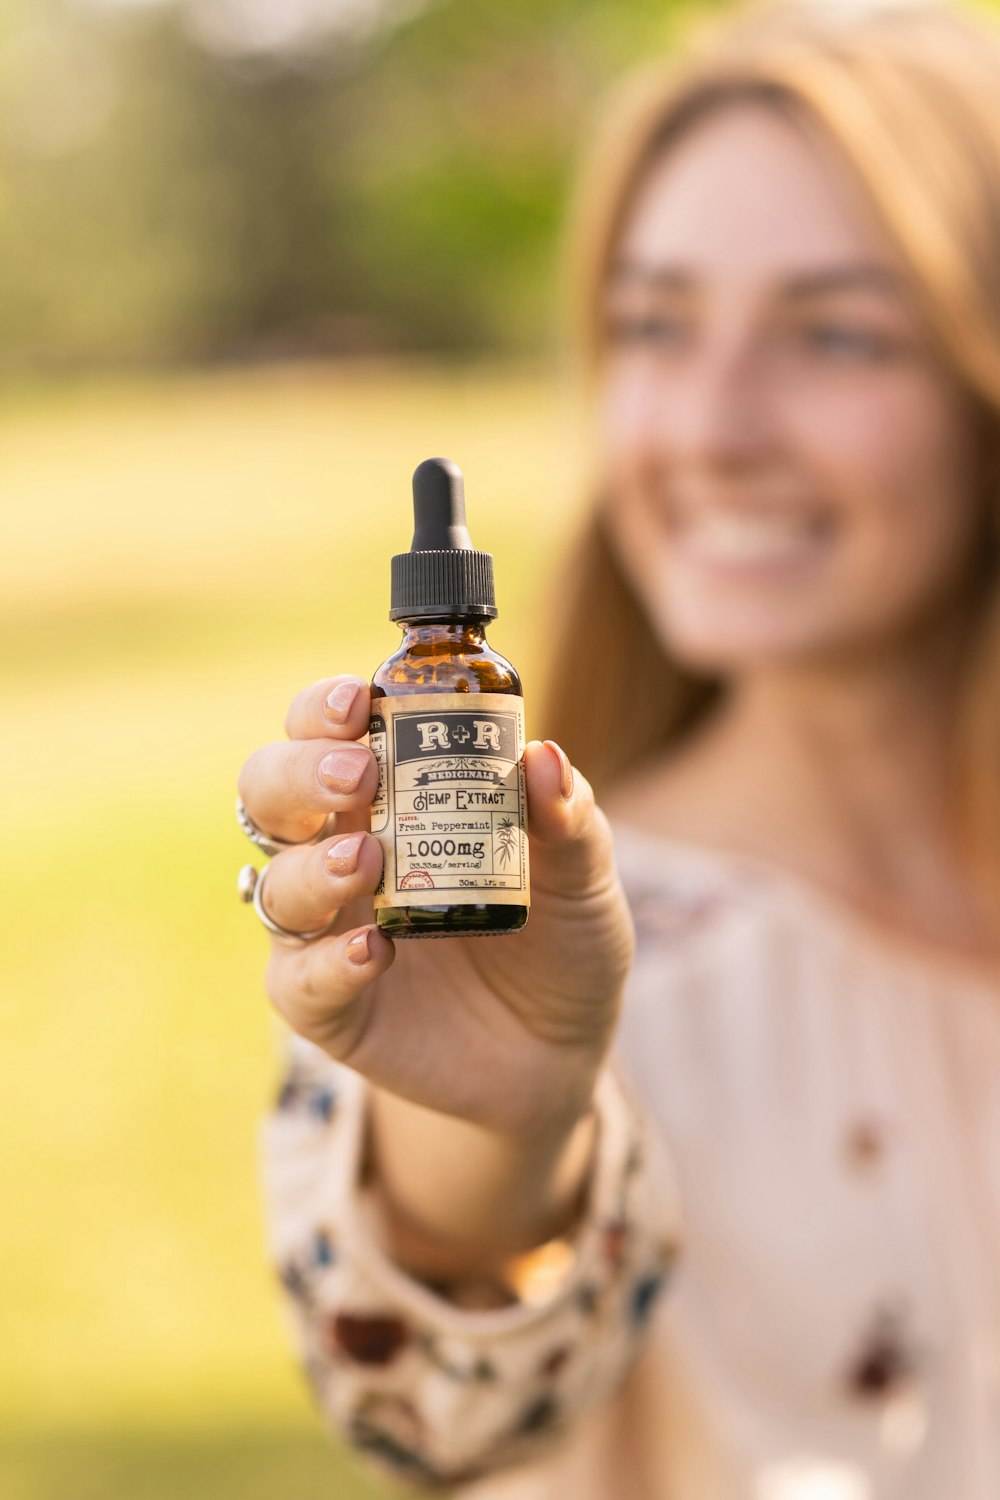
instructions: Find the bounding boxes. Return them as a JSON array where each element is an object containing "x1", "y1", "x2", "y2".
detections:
[
  {"x1": 0, "y1": 1, "x2": 728, "y2": 1497},
  {"x1": 0, "y1": 0, "x2": 711, "y2": 374}
]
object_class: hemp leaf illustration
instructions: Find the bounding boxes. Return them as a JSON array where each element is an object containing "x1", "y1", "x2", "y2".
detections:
[{"x1": 496, "y1": 817, "x2": 516, "y2": 869}]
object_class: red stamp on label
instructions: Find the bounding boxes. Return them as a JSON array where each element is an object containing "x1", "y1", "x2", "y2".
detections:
[{"x1": 399, "y1": 871, "x2": 435, "y2": 889}]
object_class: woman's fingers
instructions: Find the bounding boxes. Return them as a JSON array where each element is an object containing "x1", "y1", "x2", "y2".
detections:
[
  {"x1": 258, "y1": 830, "x2": 382, "y2": 937},
  {"x1": 523, "y1": 739, "x2": 616, "y2": 899},
  {"x1": 265, "y1": 921, "x2": 396, "y2": 1058},
  {"x1": 237, "y1": 736, "x2": 379, "y2": 846},
  {"x1": 284, "y1": 675, "x2": 371, "y2": 741},
  {"x1": 235, "y1": 676, "x2": 372, "y2": 847}
]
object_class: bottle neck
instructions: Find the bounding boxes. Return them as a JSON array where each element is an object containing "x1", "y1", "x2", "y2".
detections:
[{"x1": 397, "y1": 618, "x2": 490, "y2": 647}]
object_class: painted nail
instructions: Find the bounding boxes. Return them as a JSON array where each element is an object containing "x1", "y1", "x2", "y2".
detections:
[
  {"x1": 326, "y1": 833, "x2": 364, "y2": 876},
  {"x1": 324, "y1": 682, "x2": 361, "y2": 725},
  {"x1": 543, "y1": 740, "x2": 574, "y2": 800},
  {"x1": 346, "y1": 930, "x2": 371, "y2": 966},
  {"x1": 319, "y1": 748, "x2": 368, "y2": 793}
]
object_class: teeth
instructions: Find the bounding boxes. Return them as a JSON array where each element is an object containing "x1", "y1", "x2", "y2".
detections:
[{"x1": 681, "y1": 512, "x2": 826, "y2": 564}]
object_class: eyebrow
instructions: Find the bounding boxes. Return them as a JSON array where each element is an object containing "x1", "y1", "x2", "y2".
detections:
[{"x1": 607, "y1": 259, "x2": 904, "y2": 299}]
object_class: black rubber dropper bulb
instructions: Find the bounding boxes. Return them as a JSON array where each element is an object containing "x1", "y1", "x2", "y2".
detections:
[
  {"x1": 411, "y1": 456, "x2": 473, "y2": 549},
  {"x1": 390, "y1": 457, "x2": 497, "y2": 622}
]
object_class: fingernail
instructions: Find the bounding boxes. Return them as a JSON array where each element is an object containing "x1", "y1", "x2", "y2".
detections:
[
  {"x1": 319, "y1": 747, "x2": 368, "y2": 793},
  {"x1": 346, "y1": 929, "x2": 371, "y2": 966},
  {"x1": 324, "y1": 681, "x2": 361, "y2": 725},
  {"x1": 326, "y1": 833, "x2": 363, "y2": 876},
  {"x1": 543, "y1": 740, "x2": 574, "y2": 800}
]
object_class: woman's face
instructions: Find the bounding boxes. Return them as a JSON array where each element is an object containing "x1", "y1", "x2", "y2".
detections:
[{"x1": 598, "y1": 104, "x2": 986, "y2": 673}]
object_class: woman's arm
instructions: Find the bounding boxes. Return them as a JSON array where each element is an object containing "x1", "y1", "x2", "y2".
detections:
[
  {"x1": 363, "y1": 1084, "x2": 598, "y2": 1288},
  {"x1": 261, "y1": 1037, "x2": 681, "y2": 1491}
]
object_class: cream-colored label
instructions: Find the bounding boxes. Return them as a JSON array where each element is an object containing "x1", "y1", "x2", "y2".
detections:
[{"x1": 369, "y1": 691, "x2": 529, "y2": 909}]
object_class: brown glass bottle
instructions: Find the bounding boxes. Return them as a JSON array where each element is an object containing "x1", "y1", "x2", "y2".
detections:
[
  {"x1": 371, "y1": 618, "x2": 528, "y2": 937},
  {"x1": 369, "y1": 457, "x2": 530, "y2": 938}
]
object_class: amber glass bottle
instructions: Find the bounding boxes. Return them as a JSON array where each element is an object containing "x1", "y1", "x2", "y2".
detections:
[{"x1": 369, "y1": 459, "x2": 530, "y2": 938}]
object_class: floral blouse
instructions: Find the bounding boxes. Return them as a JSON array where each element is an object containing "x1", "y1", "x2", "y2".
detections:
[{"x1": 260, "y1": 825, "x2": 1000, "y2": 1500}]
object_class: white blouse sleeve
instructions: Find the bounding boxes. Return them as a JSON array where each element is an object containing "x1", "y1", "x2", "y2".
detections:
[{"x1": 259, "y1": 1031, "x2": 682, "y2": 1490}]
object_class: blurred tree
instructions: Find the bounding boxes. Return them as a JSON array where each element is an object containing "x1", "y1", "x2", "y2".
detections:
[{"x1": 0, "y1": 0, "x2": 718, "y2": 371}]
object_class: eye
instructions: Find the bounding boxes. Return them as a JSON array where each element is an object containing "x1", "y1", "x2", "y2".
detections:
[
  {"x1": 801, "y1": 322, "x2": 895, "y2": 360},
  {"x1": 605, "y1": 312, "x2": 691, "y2": 349}
]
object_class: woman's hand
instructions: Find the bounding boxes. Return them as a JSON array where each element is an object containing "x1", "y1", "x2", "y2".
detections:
[{"x1": 238, "y1": 674, "x2": 634, "y2": 1143}]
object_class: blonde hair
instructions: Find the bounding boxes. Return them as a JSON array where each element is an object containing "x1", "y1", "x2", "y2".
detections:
[{"x1": 544, "y1": 0, "x2": 1000, "y2": 884}]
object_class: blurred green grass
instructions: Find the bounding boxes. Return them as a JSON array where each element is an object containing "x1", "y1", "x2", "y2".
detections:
[
  {"x1": 0, "y1": 359, "x2": 587, "y2": 1499},
  {"x1": 1, "y1": 1429, "x2": 395, "y2": 1500}
]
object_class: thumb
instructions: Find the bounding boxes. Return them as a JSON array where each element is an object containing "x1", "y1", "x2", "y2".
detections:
[{"x1": 524, "y1": 739, "x2": 617, "y2": 898}]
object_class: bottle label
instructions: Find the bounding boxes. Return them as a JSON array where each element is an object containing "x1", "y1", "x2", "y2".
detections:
[{"x1": 369, "y1": 692, "x2": 529, "y2": 909}]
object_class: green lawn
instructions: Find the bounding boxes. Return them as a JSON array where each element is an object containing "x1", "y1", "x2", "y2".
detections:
[
  {"x1": 1, "y1": 1428, "x2": 394, "y2": 1500},
  {"x1": 0, "y1": 359, "x2": 586, "y2": 1499}
]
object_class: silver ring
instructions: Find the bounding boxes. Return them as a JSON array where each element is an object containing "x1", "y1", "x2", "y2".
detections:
[
  {"x1": 237, "y1": 863, "x2": 339, "y2": 946},
  {"x1": 236, "y1": 795, "x2": 332, "y2": 858}
]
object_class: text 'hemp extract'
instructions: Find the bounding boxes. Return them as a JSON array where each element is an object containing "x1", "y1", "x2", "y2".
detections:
[{"x1": 369, "y1": 457, "x2": 530, "y2": 938}]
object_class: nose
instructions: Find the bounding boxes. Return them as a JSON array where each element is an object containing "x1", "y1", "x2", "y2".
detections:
[{"x1": 654, "y1": 334, "x2": 778, "y2": 471}]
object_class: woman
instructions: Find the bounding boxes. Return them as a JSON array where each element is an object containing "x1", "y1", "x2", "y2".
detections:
[{"x1": 237, "y1": 0, "x2": 1000, "y2": 1494}]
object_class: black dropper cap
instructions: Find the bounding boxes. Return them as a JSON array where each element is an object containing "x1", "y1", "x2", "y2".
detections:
[{"x1": 389, "y1": 457, "x2": 498, "y2": 622}]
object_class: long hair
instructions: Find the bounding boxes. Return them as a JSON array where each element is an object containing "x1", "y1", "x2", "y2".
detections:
[{"x1": 544, "y1": 0, "x2": 1000, "y2": 885}]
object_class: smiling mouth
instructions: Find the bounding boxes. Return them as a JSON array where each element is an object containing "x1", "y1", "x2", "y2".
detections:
[{"x1": 670, "y1": 507, "x2": 836, "y2": 572}]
